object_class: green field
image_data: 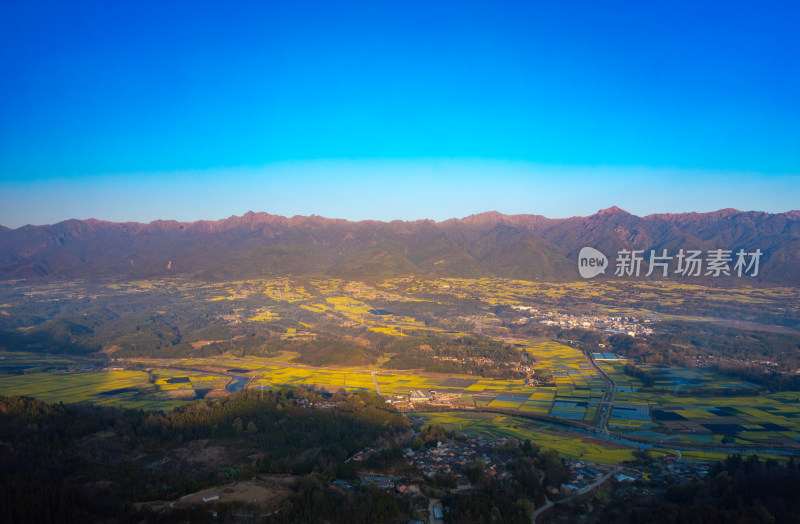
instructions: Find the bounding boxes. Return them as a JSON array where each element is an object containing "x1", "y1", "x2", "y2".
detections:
[
  {"x1": 417, "y1": 411, "x2": 637, "y2": 464},
  {"x1": 0, "y1": 368, "x2": 186, "y2": 411},
  {"x1": 514, "y1": 341, "x2": 605, "y2": 422},
  {"x1": 8, "y1": 347, "x2": 800, "y2": 452},
  {"x1": 3, "y1": 274, "x2": 799, "y2": 456},
  {"x1": 598, "y1": 360, "x2": 800, "y2": 445}
]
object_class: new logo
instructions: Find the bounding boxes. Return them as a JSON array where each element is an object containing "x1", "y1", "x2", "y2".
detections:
[{"x1": 578, "y1": 247, "x2": 608, "y2": 278}]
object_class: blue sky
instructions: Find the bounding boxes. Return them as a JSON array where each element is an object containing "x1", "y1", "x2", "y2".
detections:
[{"x1": 1, "y1": 1, "x2": 798, "y2": 227}]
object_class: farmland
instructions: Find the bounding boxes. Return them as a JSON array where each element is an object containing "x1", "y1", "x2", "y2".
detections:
[
  {"x1": 0, "y1": 365, "x2": 185, "y2": 411},
  {"x1": 595, "y1": 359, "x2": 800, "y2": 447},
  {"x1": 5, "y1": 346, "x2": 798, "y2": 455},
  {"x1": 416, "y1": 411, "x2": 638, "y2": 464},
  {"x1": 1, "y1": 275, "x2": 799, "y2": 462}
]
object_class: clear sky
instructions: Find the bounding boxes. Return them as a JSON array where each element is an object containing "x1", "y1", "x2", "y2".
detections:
[{"x1": 1, "y1": 1, "x2": 798, "y2": 228}]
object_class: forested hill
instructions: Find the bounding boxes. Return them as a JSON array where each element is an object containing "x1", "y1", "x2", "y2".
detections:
[{"x1": 1, "y1": 207, "x2": 798, "y2": 284}]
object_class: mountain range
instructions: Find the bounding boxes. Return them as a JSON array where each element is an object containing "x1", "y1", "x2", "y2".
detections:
[{"x1": 1, "y1": 207, "x2": 798, "y2": 284}]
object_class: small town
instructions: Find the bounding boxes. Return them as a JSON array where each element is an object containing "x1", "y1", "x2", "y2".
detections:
[{"x1": 512, "y1": 306, "x2": 655, "y2": 337}]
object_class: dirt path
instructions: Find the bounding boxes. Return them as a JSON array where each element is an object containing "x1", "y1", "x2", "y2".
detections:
[{"x1": 169, "y1": 476, "x2": 294, "y2": 513}]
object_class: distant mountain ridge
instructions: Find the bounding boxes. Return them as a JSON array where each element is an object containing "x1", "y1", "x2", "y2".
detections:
[{"x1": 0, "y1": 208, "x2": 798, "y2": 284}]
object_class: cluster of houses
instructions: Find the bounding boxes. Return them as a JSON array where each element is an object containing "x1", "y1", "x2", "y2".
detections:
[
  {"x1": 431, "y1": 355, "x2": 498, "y2": 366},
  {"x1": 512, "y1": 306, "x2": 655, "y2": 337},
  {"x1": 645, "y1": 455, "x2": 710, "y2": 484},
  {"x1": 343, "y1": 434, "x2": 520, "y2": 495},
  {"x1": 386, "y1": 390, "x2": 467, "y2": 410},
  {"x1": 693, "y1": 353, "x2": 783, "y2": 374},
  {"x1": 404, "y1": 435, "x2": 509, "y2": 486},
  {"x1": 324, "y1": 416, "x2": 720, "y2": 523},
  {"x1": 554, "y1": 460, "x2": 617, "y2": 496}
]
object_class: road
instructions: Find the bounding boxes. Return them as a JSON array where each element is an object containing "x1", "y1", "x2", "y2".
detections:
[
  {"x1": 428, "y1": 498, "x2": 443, "y2": 524},
  {"x1": 532, "y1": 466, "x2": 621, "y2": 523},
  {"x1": 371, "y1": 370, "x2": 381, "y2": 396},
  {"x1": 582, "y1": 347, "x2": 617, "y2": 433}
]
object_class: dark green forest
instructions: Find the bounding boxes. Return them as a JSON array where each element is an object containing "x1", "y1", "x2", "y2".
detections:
[
  {"x1": 0, "y1": 389, "x2": 410, "y2": 523},
  {"x1": 602, "y1": 455, "x2": 800, "y2": 523}
]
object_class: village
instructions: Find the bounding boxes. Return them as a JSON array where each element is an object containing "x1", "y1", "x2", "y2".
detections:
[
  {"x1": 324, "y1": 412, "x2": 713, "y2": 524},
  {"x1": 386, "y1": 389, "x2": 470, "y2": 411},
  {"x1": 512, "y1": 306, "x2": 655, "y2": 337}
]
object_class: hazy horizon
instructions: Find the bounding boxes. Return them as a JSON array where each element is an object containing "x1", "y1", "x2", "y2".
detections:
[{"x1": 3, "y1": 196, "x2": 800, "y2": 231}]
